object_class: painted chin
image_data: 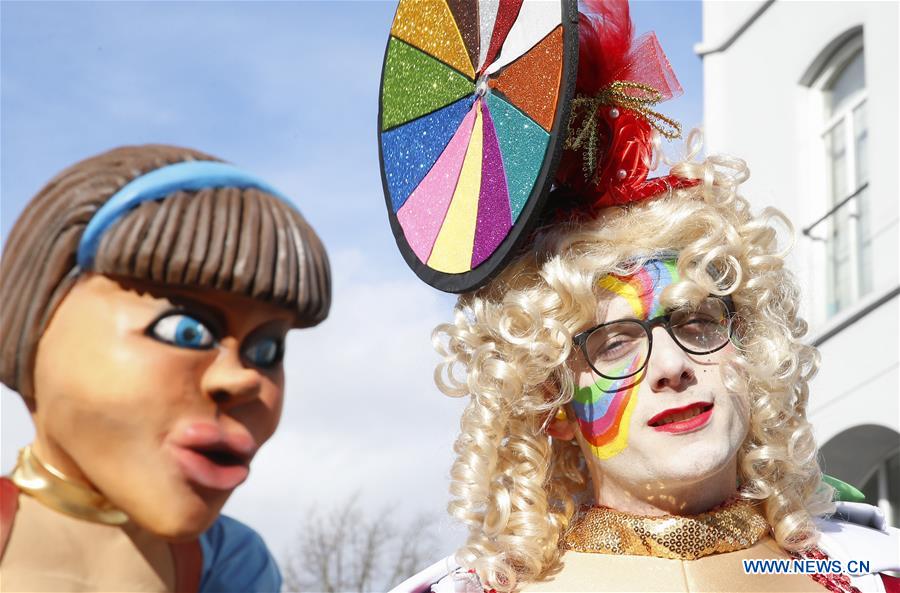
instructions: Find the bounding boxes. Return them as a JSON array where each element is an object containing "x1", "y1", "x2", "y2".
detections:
[{"x1": 647, "y1": 403, "x2": 714, "y2": 434}]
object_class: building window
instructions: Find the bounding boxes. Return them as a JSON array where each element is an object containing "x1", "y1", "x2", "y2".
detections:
[{"x1": 804, "y1": 34, "x2": 870, "y2": 317}]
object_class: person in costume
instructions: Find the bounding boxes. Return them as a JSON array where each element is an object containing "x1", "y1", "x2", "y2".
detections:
[
  {"x1": 0, "y1": 144, "x2": 330, "y2": 591},
  {"x1": 414, "y1": 180, "x2": 899, "y2": 593},
  {"x1": 376, "y1": 1, "x2": 900, "y2": 592}
]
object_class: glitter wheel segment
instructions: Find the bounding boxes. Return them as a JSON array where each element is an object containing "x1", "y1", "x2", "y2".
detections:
[{"x1": 379, "y1": 0, "x2": 578, "y2": 292}]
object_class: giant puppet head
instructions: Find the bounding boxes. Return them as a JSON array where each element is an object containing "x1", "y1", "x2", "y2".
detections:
[{"x1": 0, "y1": 144, "x2": 331, "y2": 538}]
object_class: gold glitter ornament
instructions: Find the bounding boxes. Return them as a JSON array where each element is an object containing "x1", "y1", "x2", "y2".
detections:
[
  {"x1": 564, "y1": 498, "x2": 769, "y2": 560},
  {"x1": 564, "y1": 81, "x2": 683, "y2": 181},
  {"x1": 391, "y1": 0, "x2": 475, "y2": 79}
]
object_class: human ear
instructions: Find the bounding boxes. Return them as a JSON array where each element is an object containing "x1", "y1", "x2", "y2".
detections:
[{"x1": 546, "y1": 408, "x2": 577, "y2": 441}]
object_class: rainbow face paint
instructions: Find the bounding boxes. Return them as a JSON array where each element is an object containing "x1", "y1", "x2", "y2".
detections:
[{"x1": 572, "y1": 259, "x2": 680, "y2": 460}]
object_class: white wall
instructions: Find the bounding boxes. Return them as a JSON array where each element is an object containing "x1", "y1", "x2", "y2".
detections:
[
  {"x1": 809, "y1": 297, "x2": 899, "y2": 445},
  {"x1": 699, "y1": 1, "x2": 899, "y2": 463}
]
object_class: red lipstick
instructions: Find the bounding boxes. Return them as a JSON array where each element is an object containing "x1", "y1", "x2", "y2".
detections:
[
  {"x1": 169, "y1": 423, "x2": 257, "y2": 490},
  {"x1": 648, "y1": 402, "x2": 714, "y2": 434}
]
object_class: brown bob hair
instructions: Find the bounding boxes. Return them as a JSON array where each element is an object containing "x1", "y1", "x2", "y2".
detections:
[{"x1": 0, "y1": 144, "x2": 331, "y2": 403}]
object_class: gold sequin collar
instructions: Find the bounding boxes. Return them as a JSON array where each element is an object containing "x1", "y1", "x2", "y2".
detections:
[
  {"x1": 10, "y1": 445, "x2": 128, "y2": 525},
  {"x1": 564, "y1": 498, "x2": 769, "y2": 560}
]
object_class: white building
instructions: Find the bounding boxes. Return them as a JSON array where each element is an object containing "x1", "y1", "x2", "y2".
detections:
[{"x1": 697, "y1": 1, "x2": 899, "y2": 524}]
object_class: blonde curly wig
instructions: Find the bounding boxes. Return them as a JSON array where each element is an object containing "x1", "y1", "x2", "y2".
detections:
[{"x1": 433, "y1": 138, "x2": 835, "y2": 592}]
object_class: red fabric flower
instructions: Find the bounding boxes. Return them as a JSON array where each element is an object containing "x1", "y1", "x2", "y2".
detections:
[{"x1": 555, "y1": 0, "x2": 698, "y2": 215}]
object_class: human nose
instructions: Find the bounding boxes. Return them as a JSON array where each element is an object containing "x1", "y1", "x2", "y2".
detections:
[
  {"x1": 201, "y1": 339, "x2": 262, "y2": 408},
  {"x1": 646, "y1": 327, "x2": 695, "y2": 392}
]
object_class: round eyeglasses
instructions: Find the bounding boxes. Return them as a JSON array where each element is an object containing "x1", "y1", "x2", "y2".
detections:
[{"x1": 572, "y1": 297, "x2": 735, "y2": 380}]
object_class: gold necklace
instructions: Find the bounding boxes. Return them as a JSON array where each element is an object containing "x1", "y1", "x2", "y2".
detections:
[
  {"x1": 10, "y1": 445, "x2": 128, "y2": 526},
  {"x1": 564, "y1": 498, "x2": 768, "y2": 560}
]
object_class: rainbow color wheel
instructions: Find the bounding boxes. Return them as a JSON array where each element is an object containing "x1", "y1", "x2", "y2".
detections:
[{"x1": 379, "y1": 0, "x2": 578, "y2": 292}]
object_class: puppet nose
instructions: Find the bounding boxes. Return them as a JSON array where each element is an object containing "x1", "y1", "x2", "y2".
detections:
[{"x1": 201, "y1": 341, "x2": 262, "y2": 407}]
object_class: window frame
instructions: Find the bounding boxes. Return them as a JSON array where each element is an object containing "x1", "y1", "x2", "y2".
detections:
[{"x1": 805, "y1": 33, "x2": 869, "y2": 320}]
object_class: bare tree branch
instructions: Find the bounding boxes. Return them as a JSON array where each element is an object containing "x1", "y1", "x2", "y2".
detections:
[{"x1": 282, "y1": 496, "x2": 439, "y2": 593}]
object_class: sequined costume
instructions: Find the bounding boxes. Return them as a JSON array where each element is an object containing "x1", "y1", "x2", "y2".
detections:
[{"x1": 390, "y1": 501, "x2": 900, "y2": 593}]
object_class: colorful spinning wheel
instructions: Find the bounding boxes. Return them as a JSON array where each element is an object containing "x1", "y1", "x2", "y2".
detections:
[{"x1": 378, "y1": 0, "x2": 578, "y2": 292}]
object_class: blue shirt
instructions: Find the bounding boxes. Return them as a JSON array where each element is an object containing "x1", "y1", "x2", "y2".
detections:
[{"x1": 198, "y1": 515, "x2": 281, "y2": 592}]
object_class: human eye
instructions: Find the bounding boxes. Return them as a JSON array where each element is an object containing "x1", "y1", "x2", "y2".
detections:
[
  {"x1": 596, "y1": 339, "x2": 636, "y2": 361},
  {"x1": 588, "y1": 323, "x2": 644, "y2": 362},
  {"x1": 671, "y1": 299, "x2": 729, "y2": 348},
  {"x1": 148, "y1": 312, "x2": 216, "y2": 350},
  {"x1": 676, "y1": 313, "x2": 721, "y2": 334},
  {"x1": 242, "y1": 336, "x2": 284, "y2": 369}
]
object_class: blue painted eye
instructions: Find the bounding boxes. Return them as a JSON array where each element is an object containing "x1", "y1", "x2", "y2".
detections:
[
  {"x1": 150, "y1": 314, "x2": 215, "y2": 349},
  {"x1": 243, "y1": 337, "x2": 282, "y2": 368}
]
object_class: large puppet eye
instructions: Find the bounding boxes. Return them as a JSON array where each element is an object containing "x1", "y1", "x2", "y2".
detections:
[
  {"x1": 149, "y1": 313, "x2": 216, "y2": 350},
  {"x1": 242, "y1": 336, "x2": 283, "y2": 369}
]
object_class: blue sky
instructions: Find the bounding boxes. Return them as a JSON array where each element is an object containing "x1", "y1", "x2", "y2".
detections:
[{"x1": 1, "y1": 0, "x2": 703, "y2": 567}]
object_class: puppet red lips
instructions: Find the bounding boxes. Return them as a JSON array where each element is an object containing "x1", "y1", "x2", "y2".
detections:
[
  {"x1": 172, "y1": 446, "x2": 249, "y2": 490},
  {"x1": 170, "y1": 423, "x2": 256, "y2": 490},
  {"x1": 648, "y1": 403, "x2": 714, "y2": 433}
]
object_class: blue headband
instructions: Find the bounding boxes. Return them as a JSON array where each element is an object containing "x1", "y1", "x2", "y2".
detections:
[{"x1": 76, "y1": 160, "x2": 294, "y2": 270}]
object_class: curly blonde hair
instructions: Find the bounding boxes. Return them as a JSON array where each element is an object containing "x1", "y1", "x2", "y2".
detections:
[{"x1": 433, "y1": 142, "x2": 835, "y2": 592}]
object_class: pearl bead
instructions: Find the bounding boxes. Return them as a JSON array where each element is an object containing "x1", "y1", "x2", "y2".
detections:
[
  {"x1": 609, "y1": 108, "x2": 620, "y2": 118},
  {"x1": 617, "y1": 169, "x2": 627, "y2": 180}
]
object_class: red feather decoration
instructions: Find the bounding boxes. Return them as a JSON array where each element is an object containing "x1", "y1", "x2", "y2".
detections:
[
  {"x1": 554, "y1": 0, "x2": 697, "y2": 215},
  {"x1": 575, "y1": 0, "x2": 633, "y2": 95}
]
